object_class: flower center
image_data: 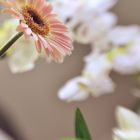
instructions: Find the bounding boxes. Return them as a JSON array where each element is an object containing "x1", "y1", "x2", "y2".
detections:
[
  {"x1": 28, "y1": 10, "x2": 44, "y2": 26},
  {"x1": 22, "y1": 6, "x2": 49, "y2": 36}
]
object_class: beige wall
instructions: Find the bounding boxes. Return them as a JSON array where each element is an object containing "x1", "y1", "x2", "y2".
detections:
[{"x1": 0, "y1": 0, "x2": 139, "y2": 140}]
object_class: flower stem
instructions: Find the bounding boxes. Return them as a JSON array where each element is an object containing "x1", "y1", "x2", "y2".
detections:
[{"x1": 0, "y1": 32, "x2": 23, "y2": 57}]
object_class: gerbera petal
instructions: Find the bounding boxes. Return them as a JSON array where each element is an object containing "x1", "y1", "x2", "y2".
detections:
[
  {"x1": 32, "y1": 33, "x2": 42, "y2": 53},
  {"x1": 16, "y1": 23, "x2": 28, "y2": 32},
  {"x1": 38, "y1": 35, "x2": 63, "y2": 62},
  {"x1": 51, "y1": 36, "x2": 72, "y2": 53},
  {"x1": 48, "y1": 39, "x2": 66, "y2": 56},
  {"x1": 25, "y1": 28, "x2": 32, "y2": 36},
  {"x1": 28, "y1": 0, "x2": 34, "y2": 4},
  {"x1": 0, "y1": 0, "x2": 13, "y2": 8},
  {"x1": 49, "y1": 38, "x2": 72, "y2": 55},
  {"x1": 52, "y1": 32, "x2": 71, "y2": 43},
  {"x1": 0, "y1": 0, "x2": 73, "y2": 62},
  {"x1": 50, "y1": 24, "x2": 68, "y2": 32},
  {"x1": 42, "y1": 3, "x2": 53, "y2": 15},
  {"x1": 8, "y1": 0, "x2": 17, "y2": 5},
  {"x1": 35, "y1": 40, "x2": 42, "y2": 53},
  {"x1": 16, "y1": 0, "x2": 26, "y2": 8},
  {"x1": 0, "y1": 8, "x2": 22, "y2": 18},
  {"x1": 20, "y1": 23, "x2": 28, "y2": 28},
  {"x1": 53, "y1": 36, "x2": 72, "y2": 47},
  {"x1": 35, "y1": 0, "x2": 45, "y2": 10},
  {"x1": 47, "y1": 45, "x2": 63, "y2": 62}
]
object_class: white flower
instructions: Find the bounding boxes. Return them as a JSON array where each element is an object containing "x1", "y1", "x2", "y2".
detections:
[
  {"x1": 84, "y1": 0, "x2": 117, "y2": 13},
  {"x1": 74, "y1": 12, "x2": 117, "y2": 44},
  {"x1": 108, "y1": 25, "x2": 140, "y2": 46},
  {"x1": 113, "y1": 106, "x2": 140, "y2": 140},
  {"x1": 114, "y1": 130, "x2": 140, "y2": 140},
  {"x1": 86, "y1": 75, "x2": 115, "y2": 97},
  {"x1": 58, "y1": 76, "x2": 90, "y2": 102},
  {"x1": 53, "y1": 0, "x2": 117, "y2": 18},
  {"x1": 0, "y1": 19, "x2": 39, "y2": 73},
  {"x1": 111, "y1": 39, "x2": 140, "y2": 74},
  {"x1": 84, "y1": 53, "x2": 112, "y2": 79},
  {"x1": 84, "y1": 53, "x2": 115, "y2": 96},
  {"x1": 106, "y1": 25, "x2": 140, "y2": 74},
  {"x1": 58, "y1": 53, "x2": 115, "y2": 102},
  {"x1": 8, "y1": 38, "x2": 38, "y2": 73},
  {"x1": 52, "y1": 0, "x2": 117, "y2": 44},
  {"x1": 58, "y1": 75, "x2": 115, "y2": 102},
  {"x1": 52, "y1": 0, "x2": 82, "y2": 21}
]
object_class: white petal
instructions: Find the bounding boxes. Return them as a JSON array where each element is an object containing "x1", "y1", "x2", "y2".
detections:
[
  {"x1": 8, "y1": 40, "x2": 39, "y2": 73},
  {"x1": 52, "y1": 0, "x2": 117, "y2": 46},
  {"x1": 96, "y1": 12, "x2": 117, "y2": 30},
  {"x1": 109, "y1": 25, "x2": 140, "y2": 45},
  {"x1": 58, "y1": 77, "x2": 90, "y2": 102},
  {"x1": 112, "y1": 41, "x2": 140, "y2": 74},
  {"x1": 86, "y1": 75, "x2": 115, "y2": 97},
  {"x1": 0, "y1": 19, "x2": 39, "y2": 73},
  {"x1": 116, "y1": 107, "x2": 140, "y2": 130},
  {"x1": 113, "y1": 54, "x2": 138, "y2": 74},
  {"x1": 114, "y1": 129, "x2": 140, "y2": 140},
  {"x1": 84, "y1": 54, "x2": 112, "y2": 80},
  {"x1": 85, "y1": 0, "x2": 117, "y2": 12}
]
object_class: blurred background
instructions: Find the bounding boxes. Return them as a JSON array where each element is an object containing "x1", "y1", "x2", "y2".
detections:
[{"x1": 0, "y1": 0, "x2": 139, "y2": 140}]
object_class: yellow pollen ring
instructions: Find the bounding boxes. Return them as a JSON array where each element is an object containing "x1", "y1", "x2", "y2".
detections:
[{"x1": 22, "y1": 6, "x2": 50, "y2": 36}]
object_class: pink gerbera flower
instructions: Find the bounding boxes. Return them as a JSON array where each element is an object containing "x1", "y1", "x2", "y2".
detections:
[{"x1": 0, "y1": 0, "x2": 73, "y2": 62}]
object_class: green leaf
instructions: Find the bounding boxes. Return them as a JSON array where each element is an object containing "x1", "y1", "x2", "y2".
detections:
[{"x1": 75, "y1": 108, "x2": 92, "y2": 140}]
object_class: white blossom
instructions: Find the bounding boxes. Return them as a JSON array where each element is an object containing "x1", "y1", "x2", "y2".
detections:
[
  {"x1": 58, "y1": 77, "x2": 90, "y2": 102},
  {"x1": 111, "y1": 38, "x2": 140, "y2": 74},
  {"x1": 83, "y1": 53, "x2": 115, "y2": 96},
  {"x1": 8, "y1": 38, "x2": 38, "y2": 73},
  {"x1": 75, "y1": 12, "x2": 117, "y2": 44},
  {"x1": 113, "y1": 107, "x2": 140, "y2": 140},
  {"x1": 58, "y1": 74, "x2": 115, "y2": 102},
  {"x1": 52, "y1": 0, "x2": 117, "y2": 44},
  {"x1": 58, "y1": 53, "x2": 115, "y2": 102},
  {"x1": 0, "y1": 19, "x2": 39, "y2": 73},
  {"x1": 101, "y1": 25, "x2": 140, "y2": 74},
  {"x1": 108, "y1": 25, "x2": 140, "y2": 46},
  {"x1": 84, "y1": 53, "x2": 112, "y2": 79}
]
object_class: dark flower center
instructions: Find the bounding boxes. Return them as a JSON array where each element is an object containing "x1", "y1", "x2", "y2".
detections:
[
  {"x1": 28, "y1": 10, "x2": 44, "y2": 26},
  {"x1": 22, "y1": 6, "x2": 50, "y2": 36}
]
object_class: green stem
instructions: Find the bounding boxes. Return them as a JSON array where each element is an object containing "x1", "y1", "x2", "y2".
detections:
[{"x1": 0, "y1": 32, "x2": 23, "y2": 57}]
